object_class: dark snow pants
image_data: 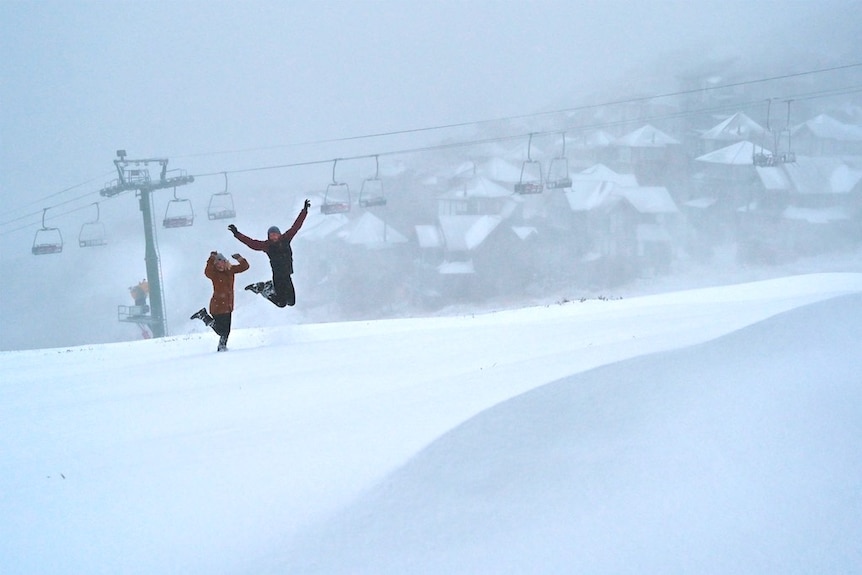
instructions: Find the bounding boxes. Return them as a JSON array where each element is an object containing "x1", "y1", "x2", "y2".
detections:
[
  {"x1": 211, "y1": 313, "x2": 232, "y2": 338},
  {"x1": 265, "y1": 274, "x2": 296, "y2": 308}
]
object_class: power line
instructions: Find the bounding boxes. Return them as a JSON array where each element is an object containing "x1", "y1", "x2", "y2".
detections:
[{"x1": 191, "y1": 83, "x2": 862, "y2": 180}]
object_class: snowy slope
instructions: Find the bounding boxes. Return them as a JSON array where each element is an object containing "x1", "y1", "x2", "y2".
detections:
[{"x1": 1, "y1": 273, "x2": 861, "y2": 574}]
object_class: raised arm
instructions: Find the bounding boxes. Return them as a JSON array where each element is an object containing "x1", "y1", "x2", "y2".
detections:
[
  {"x1": 228, "y1": 224, "x2": 267, "y2": 251},
  {"x1": 204, "y1": 252, "x2": 218, "y2": 279},
  {"x1": 231, "y1": 254, "x2": 250, "y2": 274},
  {"x1": 284, "y1": 200, "x2": 309, "y2": 241}
]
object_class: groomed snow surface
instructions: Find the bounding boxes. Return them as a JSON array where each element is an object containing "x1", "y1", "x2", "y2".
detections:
[{"x1": 2, "y1": 273, "x2": 861, "y2": 574}]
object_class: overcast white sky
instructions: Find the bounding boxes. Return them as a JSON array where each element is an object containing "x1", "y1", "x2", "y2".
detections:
[{"x1": 0, "y1": 0, "x2": 858, "y2": 236}]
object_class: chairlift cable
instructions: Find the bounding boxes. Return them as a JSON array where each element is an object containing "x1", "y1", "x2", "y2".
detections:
[{"x1": 4, "y1": 68, "x2": 862, "y2": 237}]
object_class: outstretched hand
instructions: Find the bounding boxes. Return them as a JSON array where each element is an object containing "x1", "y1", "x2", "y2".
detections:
[
  {"x1": 231, "y1": 253, "x2": 242, "y2": 260},
  {"x1": 228, "y1": 224, "x2": 237, "y2": 234},
  {"x1": 304, "y1": 198, "x2": 311, "y2": 210}
]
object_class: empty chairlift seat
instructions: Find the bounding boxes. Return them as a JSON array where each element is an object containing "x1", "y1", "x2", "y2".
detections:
[
  {"x1": 32, "y1": 208, "x2": 63, "y2": 255},
  {"x1": 207, "y1": 173, "x2": 236, "y2": 220},
  {"x1": 78, "y1": 203, "x2": 107, "y2": 247},
  {"x1": 163, "y1": 188, "x2": 194, "y2": 228}
]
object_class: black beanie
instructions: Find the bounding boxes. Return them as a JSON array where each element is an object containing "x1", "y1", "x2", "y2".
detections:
[{"x1": 268, "y1": 226, "x2": 281, "y2": 235}]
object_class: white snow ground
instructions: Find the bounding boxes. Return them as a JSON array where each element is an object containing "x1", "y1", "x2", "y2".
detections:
[{"x1": 2, "y1": 273, "x2": 862, "y2": 574}]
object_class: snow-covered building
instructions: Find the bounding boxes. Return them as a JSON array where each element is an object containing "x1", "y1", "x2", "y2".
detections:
[
  {"x1": 791, "y1": 114, "x2": 862, "y2": 156},
  {"x1": 613, "y1": 124, "x2": 684, "y2": 186},
  {"x1": 700, "y1": 112, "x2": 767, "y2": 153}
]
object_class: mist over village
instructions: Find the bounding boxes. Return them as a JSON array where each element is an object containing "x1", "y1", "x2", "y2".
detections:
[
  {"x1": 3, "y1": 52, "x2": 862, "y2": 350},
  {"x1": 4, "y1": 3, "x2": 862, "y2": 574}
]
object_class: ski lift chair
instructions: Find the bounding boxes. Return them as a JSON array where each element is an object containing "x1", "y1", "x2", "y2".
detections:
[
  {"x1": 163, "y1": 188, "x2": 195, "y2": 228},
  {"x1": 32, "y1": 208, "x2": 63, "y2": 255},
  {"x1": 207, "y1": 173, "x2": 236, "y2": 220},
  {"x1": 546, "y1": 133, "x2": 572, "y2": 189},
  {"x1": 358, "y1": 156, "x2": 387, "y2": 208},
  {"x1": 514, "y1": 160, "x2": 544, "y2": 194},
  {"x1": 546, "y1": 157, "x2": 572, "y2": 189},
  {"x1": 321, "y1": 159, "x2": 351, "y2": 215},
  {"x1": 78, "y1": 203, "x2": 108, "y2": 247},
  {"x1": 514, "y1": 134, "x2": 544, "y2": 195},
  {"x1": 321, "y1": 183, "x2": 351, "y2": 214}
]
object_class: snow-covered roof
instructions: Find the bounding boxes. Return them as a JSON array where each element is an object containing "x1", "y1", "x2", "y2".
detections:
[
  {"x1": 756, "y1": 166, "x2": 792, "y2": 191},
  {"x1": 615, "y1": 124, "x2": 680, "y2": 147},
  {"x1": 511, "y1": 226, "x2": 538, "y2": 240},
  {"x1": 415, "y1": 225, "x2": 443, "y2": 248},
  {"x1": 783, "y1": 156, "x2": 862, "y2": 195},
  {"x1": 438, "y1": 215, "x2": 503, "y2": 251},
  {"x1": 616, "y1": 187, "x2": 679, "y2": 214},
  {"x1": 437, "y1": 260, "x2": 475, "y2": 274},
  {"x1": 442, "y1": 176, "x2": 512, "y2": 199},
  {"x1": 298, "y1": 211, "x2": 350, "y2": 241},
  {"x1": 565, "y1": 183, "x2": 678, "y2": 214},
  {"x1": 572, "y1": 164, "x2": 638, "y2": 186},
  {"x1": 696, "y1": 141, "x2": 766, "y2": 165},
  {"x1": 701, "y1": 112, "x2": 766, "y2": 141},
  {"x1": 564, "y1": 181, "x2": 615, "y2": 212},
  {"x1": 683, "y1": 197, "x2": 718, "y2": 209},
  {"x1": 783, "y1": 205, "x2": 851, "y2": 224},
  {"x1": 567, "y1": 130, "x2": 616, "y2": 149},
  {"x1": 793, "y1": 114, "x2": 862, "y2": 141},
  {"x1": 342, "y1": 212, "x2": 408, "y2": 247}
]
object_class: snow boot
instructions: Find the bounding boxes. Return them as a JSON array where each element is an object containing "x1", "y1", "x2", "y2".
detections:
[
  {"x1": 260, "y1": 280, "x2": 275, "y2": 297},
  {"x1": 190, "y1": 308, "x2": 215, "y2": 327},
  {"x1": 217, "y1": 334, "x2": 228, "y2": 352},
  {"x1": 244, "y1": 282, "x2": 266, "y2": 294}
]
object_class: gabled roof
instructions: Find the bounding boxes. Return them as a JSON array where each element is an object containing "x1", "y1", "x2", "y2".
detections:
[
  {"x1": 615, "y1": 187, "x2": 679, "y2": 214},
  {"x1": 615, "y1": 124, "x2": 680, "y2": 147},
  {"x1": 565, "y1": 181, "x2": 615, "y2": 212},
  {"x1": 754, "y1": 156, "x2": 862, "y2": 195},
  {"x1": 438, "y1": 215, "x2": 503, "y2": 251},
  {"x1": 298, "y1": 210, "x2": 350, "y2": 241},
  {"x1": 783, "y1": 156, "x2": 862, "y2": 195},
  {"x1": 511, "y1": 226, "x2": 538, "y2": 240},
  {"x1": 568, "y1": 130, "x2": 616, "y2": 149},
  {"x1": 793, "y1": 114, "x2": 862, "y2": 141},
  {"x1": 701, "y1": 112, "x2": 766, "y2": 141},
  {"x1": 342, "y1": 212, "x2": 408, "y2": 247},
  {"x1": 572, "y1": 164, "x2": 638, "y2": 186},
  {"x1": 564, "y1": 183, "x2": 679, "y2": 214},
  {"x1": 442, "y1": 176, "x2": 512, "y2": 199},
  {"x1": 696, "y1": 140, "x2": 766, "y2": 165}
]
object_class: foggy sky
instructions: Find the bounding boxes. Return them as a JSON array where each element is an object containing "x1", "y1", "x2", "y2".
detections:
[
  {"x1": 1, "y1": 0, "x2": 860, "y2": 351},
  {"x1": 1, "y1": 0, "x2": 858, "y2": 226}
]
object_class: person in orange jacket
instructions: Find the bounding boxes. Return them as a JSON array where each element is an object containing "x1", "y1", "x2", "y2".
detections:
[
  {"x1": 228, "y1": 199, "x2": 309, "y2": 308},
  {"x1": 190, "y1": 251, "x2": 249, "y2": 352},
  {"x1": 129, "y1": 278, "x2": 149, "y2": 312}
]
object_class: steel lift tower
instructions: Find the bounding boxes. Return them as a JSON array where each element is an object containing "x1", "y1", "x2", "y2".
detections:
[{"x1": 100, "y1": 150, "x2": 194, "y2": 338}]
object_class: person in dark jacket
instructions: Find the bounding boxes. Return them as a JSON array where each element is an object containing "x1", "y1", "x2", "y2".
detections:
[
  {"x1": 228, "y1": 199, "x2": 309, "y2": 308},
  {"x1": 190, "y1": 251, "x2": 249, "y2": 351}
]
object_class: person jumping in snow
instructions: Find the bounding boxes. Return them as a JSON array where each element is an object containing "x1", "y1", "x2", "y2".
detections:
[
  {"x1": 228, "y1": 199, "x2": 309, "y2": 308},
  {"x1": 190, "y1": 251, "x2": 249, "y2": 352}
]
